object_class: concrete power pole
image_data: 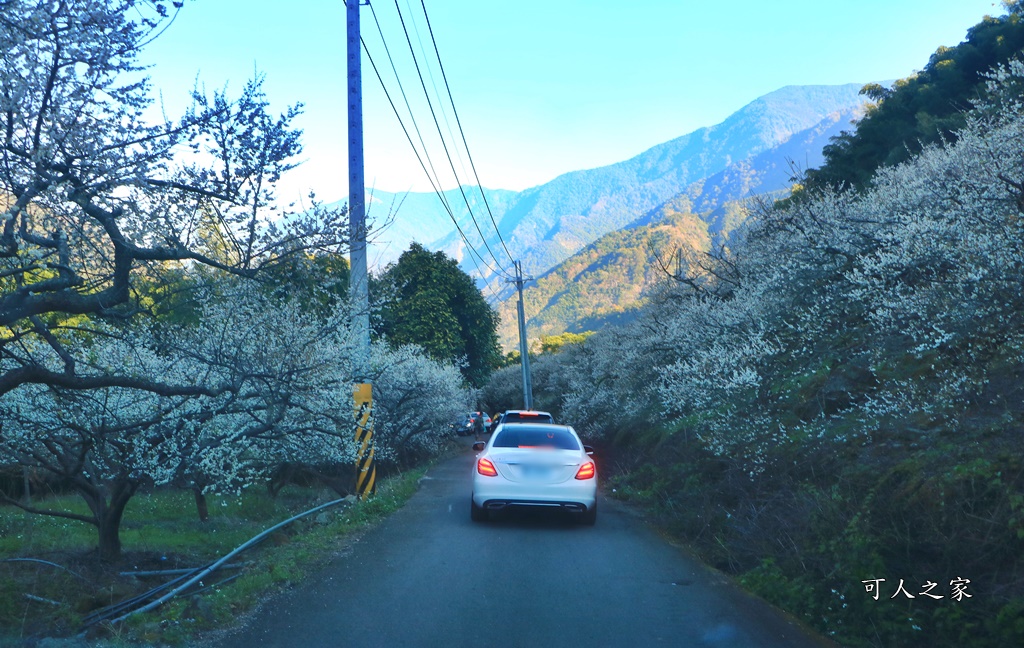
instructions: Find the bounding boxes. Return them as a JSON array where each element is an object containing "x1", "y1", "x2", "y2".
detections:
[
  {"x1": 347, "y1": 0, "x2": 375, "y2": 499},
  {"x1": 512, "y1": 261, "x2": 534, "y2": 410}
]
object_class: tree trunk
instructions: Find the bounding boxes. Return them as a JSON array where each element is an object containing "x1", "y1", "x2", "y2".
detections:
[
  {"x1": 83, "y1": 478, "x2": 139, "y2": 562},
  {"x1": 96, "y1": 512, "x2": 123, "y2": 562},
  {"x1": 21, "y1": 467, "x2": 31, "y2": 506},
  {"x1": 193, "y1": 488, "x2": 209, "y2": 522}
]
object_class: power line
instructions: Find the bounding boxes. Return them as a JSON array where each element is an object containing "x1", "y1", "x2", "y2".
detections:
[
  {"x1": 359, "y1": 25, "x2": 505, "y2": 299},
  {"x1": 352, "y1": 0, "x2": 532, "y2": 407},
  {"x1": 417, "y1": 0, "x2": 517, "y2": 268},
  {"x1": 403, "y1": 0, "x2": 472, "y2": 186},
  {"x1": 353, "y1": 0, "x2": 515, "y2": 293},
  {"x1": 367, "y1": 1, "x2": 454, "y2": 221},
  {"x1": 359, "y1": 0, "x2": 503, "y2": 286},
  {"x1": 391, "y1": 0, "x2": 514, "y2": 280}
]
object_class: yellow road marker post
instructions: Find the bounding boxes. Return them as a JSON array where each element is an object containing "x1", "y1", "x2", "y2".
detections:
[{"x1": 353, "y1": 382, "x2": 375, "y2": 499}]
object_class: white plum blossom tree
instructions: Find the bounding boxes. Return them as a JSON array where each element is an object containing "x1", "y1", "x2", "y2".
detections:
[
  {"x1": 0, "y1": 0, "x2": 347, "y2": 397},
  {"x1": 0, "y1": 1, "x2": 477, "y2": 562},
  {"x1": 556, "y1": 58, "x2": 1024, "y2": 474},
  {"x1": 370, "y1": 341, "x2": 469, "y2": 467},
  {"x1": 0, "y1": 273, "x2": 475, "y2": 560},
  {"x1": 0, "y1": 279, "x2": 359, "y2": 559}
]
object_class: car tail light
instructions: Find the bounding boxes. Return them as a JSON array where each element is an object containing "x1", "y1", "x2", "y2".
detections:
[
  {"x1": 477, "y1": 458, "x2": 498, "y2": 477},
  {"x1": 575, "y1": 462, "x2": 595, "y2": 480}
]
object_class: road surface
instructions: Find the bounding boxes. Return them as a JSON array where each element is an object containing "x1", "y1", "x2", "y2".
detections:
[{"x1": 210, "y1": 441, "x2": 832, "y2": 648}]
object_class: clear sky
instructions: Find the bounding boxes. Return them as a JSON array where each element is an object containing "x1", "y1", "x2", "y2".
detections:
[{"x1": 140, "y1": 0, "x2": 1005, "y2": 204}]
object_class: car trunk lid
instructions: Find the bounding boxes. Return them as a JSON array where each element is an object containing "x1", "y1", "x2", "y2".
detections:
[{"x1": 490, "y1": 448, "x2": 580, "y2": 484}]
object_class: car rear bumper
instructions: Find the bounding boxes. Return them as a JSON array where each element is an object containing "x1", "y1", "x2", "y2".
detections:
[
  {"x1": 472, "y1": 481, "x2": 596, "y2": 512},
  {"x1": 476, "y1": 498, "x2": 593, "y2": 513}
]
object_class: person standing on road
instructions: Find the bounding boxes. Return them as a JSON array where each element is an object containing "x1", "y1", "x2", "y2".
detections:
[{"x1": 473, "y1": 412, "x2": 485, "y2": 441}]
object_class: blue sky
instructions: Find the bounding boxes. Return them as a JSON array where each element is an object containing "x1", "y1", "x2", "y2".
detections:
[{"x1": 141, "y1": 0, "x2": 1004, "y2": 204}]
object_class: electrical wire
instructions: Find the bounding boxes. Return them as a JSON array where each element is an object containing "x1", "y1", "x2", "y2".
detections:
[
  {"x1": 346, "y1": 0, "x2": 513, "y2": 293},
  {"x1": 403, "y1": 0, "x2": 472, "y2": 185},
  {"x1": 360, "y1": 30, "x2": 505, "y2": 298},
  {"x1": 361, "y1": 25, "x2": 490, "y2": 281},
  {"x1": 417, "y1": 0, "x2": 518, "y2": 268},
  {"x1": 391, "y1": 0, "x2": 514, "y2": 280},
  {"x1": 367, "y1": 1, "x2": 455, "y2": 221},
  {"x1": 345, "y1": 1, "x2": 465, "y2": 259}
]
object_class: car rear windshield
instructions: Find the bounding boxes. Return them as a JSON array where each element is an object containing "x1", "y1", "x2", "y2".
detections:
[
  {"x1": 502, "y1": 412, "x2": 554, "y2": 424},
  {"x1": 493, "y1": 426, "x2": 579, "y2": 450}
]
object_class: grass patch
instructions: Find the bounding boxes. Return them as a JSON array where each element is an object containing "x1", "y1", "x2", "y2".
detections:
[{"x1": 0, "y1": 467, "x2": 426, "y2": 646}]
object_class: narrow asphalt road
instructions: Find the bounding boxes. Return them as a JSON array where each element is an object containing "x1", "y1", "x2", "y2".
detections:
[{"x1": 209, "y1": 441, "x2": 832, "y2": 648}]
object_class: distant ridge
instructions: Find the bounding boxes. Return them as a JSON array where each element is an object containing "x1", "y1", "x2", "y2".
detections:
[
  {"x1": 459, "y1": 83, "x2": 867, "y2": 285},
  {"x1": 360, "y1": 83, "x2": 867, "y2": 279},
  {"x1": 359, "y1": 186, "x2": 518, "y2": 270},
  {"x1": 493, "y1": 104, "x2": 865, "y2": 348}
]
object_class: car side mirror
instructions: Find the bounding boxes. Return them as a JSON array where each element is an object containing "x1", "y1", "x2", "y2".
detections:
[
  {"x1": 472, "y1": 442, "x2": 486, "y2": 452},
  {"x1": 584, "y1": 445, "x2": 594, "y2": 456}
]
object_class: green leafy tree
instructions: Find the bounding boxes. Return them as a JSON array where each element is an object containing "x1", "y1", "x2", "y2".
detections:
[
  {"x1": 259, "y1": 251, "x2": 350, "y2": 321},
  {"x1": 373, "y1": 243, "x2": 501, "y2": 387},
  {"x1": 801, "y1": 6, "x2": 1024, "y2": 193},
  {"x1": 540, "y1": 331, "x2": 595, "y2": 355}
]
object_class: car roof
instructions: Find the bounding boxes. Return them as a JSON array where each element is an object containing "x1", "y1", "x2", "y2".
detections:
[
  {"x1": 495, "y1": 422, "x2": 572, "y2": 432},
  {"x1": 491, "y1": 423, "x2": 578, "y2": 443},
  {"x1": 501, "y1": 409, "x2": 552, "y2": 416}
]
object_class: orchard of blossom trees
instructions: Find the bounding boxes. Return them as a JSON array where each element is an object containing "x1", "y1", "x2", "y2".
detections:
[
  {"x1": 555, "y1": 59, "x2": 1024, "y2": 470},
  {"x1": 1, "y1": 1, "x2": 471, "y2": 561}
]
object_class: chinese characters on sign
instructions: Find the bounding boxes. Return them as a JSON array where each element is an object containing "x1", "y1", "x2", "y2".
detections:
[{"x1": 860, "y1": 578, "x2": 973, "y2": 601}]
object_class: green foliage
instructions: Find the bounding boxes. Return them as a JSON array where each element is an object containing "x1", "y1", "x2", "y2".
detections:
[
  {"x1": 602, "y1": 427, "x2": 1024, "y2": 647},
  {"x1": 497, "y1": 209, "x2": 711, "y2": 348},
  {"x1": 801, "y1": 9, "x2": 1024, "y2": 193},
  {"x1": 0, "y1": 470, "x2": 426, "y2": 645},
  {"x1": 539, "y1": 331, "x2": 595, "y2": 355},
  {"x1": 258, "y1": 251, "x2": 350, "y2": 322},
  {"x1": 134, "y1": 268, "x2": 205, "y2": 328},
  {"x1": 132, "y1": 234, "x2": 351, "y2": 334},
  {"x1": 373, "y1": 243, "x2": 501, "y2": 387}
]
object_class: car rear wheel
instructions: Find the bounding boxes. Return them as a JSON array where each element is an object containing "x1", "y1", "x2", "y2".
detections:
[
  {"x1": 579, "y1": 502, "x2": 597, "y2": 526},
  {"x1": 470, "y1": 495, "x2": 487, "y2": 522}
]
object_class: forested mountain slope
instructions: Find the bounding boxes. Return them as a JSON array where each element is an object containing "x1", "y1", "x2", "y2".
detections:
[
  {"x1": 474, "y1": 83, "x2": 866, "y2": 281},
  {"x1": 367, "y1": 84, "x2": 867, "y2": 276},
  {"x1": 496, "y1": 106, "x2": 861, "y2": 347},
  {"x1": 495, "y1": 207, "x2": 711, "y2": 346}
]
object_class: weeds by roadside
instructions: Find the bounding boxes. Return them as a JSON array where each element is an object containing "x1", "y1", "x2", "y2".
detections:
[{"x1": 0, "y1": 468, "x2": 425, "y2": 646}]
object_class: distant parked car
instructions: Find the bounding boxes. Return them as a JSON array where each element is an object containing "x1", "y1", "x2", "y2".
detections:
[
  {"x1": 471, "y1": 423, "x2": 596, "y2": 524},
  {"x1": 453, "y1": 411, "x2": 491, "y2": 436}
]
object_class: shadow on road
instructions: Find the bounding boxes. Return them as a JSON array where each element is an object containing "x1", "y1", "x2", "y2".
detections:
[{"x1": 473, "y1": 506, "x2": 593, "y2": 529}]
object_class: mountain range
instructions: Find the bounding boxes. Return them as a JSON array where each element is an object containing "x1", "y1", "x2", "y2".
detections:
[
  {"x1": 493, "y1": 102, "x2": 864, "y2": 347},
  {"x1": 354, "y1": 83, "x2": 871, "y2": 347}
]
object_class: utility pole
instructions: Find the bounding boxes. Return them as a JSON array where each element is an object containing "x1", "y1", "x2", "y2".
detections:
[
  {"x1": 348, "y1": 0, "x2": 374, "y2": 499},
  {"x1": 510, "y1": 261, "x2": 534, "y2": 410}
]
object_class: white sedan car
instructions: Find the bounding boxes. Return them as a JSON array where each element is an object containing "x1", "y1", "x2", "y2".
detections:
[{"x1": 471, "y1": 423, "x2": 597, "y2": 524}]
